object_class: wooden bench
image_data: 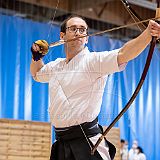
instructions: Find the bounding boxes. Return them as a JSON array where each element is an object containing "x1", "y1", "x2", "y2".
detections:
[
  {"x1": 0, "y1": 119, "x2": 51, "y2": 160},
  {"x1": 104, "y1": 126, "x2": 121, "y2": 160}
]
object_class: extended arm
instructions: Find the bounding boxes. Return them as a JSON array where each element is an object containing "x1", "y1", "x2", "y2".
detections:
[{"x1": 118, "y1": 20, "x2": 160, "y2": 65}]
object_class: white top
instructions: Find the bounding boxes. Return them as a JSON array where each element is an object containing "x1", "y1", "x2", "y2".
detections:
[
  {"x1": 133, "y1": 153, "x2": 146, "y2": 160},
  {"x1": 129, "y1": 148, "x2": 137, "y2": 160},
  {"x1": 121, "y1": 148, "x2": 129, "y2": 160},
  {"x1": 36, "y1": 47, "x2": 125, "y2": 128}
]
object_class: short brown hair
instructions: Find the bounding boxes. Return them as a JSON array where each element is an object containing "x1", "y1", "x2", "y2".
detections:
[{"x1": 60, "y1": 15, "x2": 88, "y2": 33}]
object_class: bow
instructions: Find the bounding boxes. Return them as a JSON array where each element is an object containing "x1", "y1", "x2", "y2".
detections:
[{"x1": 91, "y1": 0, "x2": 160, "y2": 155}]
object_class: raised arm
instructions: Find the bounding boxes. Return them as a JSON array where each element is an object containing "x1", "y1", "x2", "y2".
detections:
[
  {"x1": 30, "y1": 59, "x2": 44, "y2": 80},
  {"x1": 118, "y1": 20, "x2": 160, "y2": 65},
  {"x1": 30, "y1": 40, "x2": 49, "y2": 81}
]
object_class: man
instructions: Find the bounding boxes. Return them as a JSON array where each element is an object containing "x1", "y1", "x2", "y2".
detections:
[
  {"x1": 120, "y1": 139, "x2": 129, "y2": 160},
  {"x1": 30, "y1": 15, "x2": 160, "y2": 160},
  {"x1": 129, "y1": 140, "x2": 138, "y2": 160}
]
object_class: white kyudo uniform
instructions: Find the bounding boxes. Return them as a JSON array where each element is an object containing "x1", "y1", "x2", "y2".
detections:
[{"x1": 36, "y1": 46, "x2": 126, "y2": 160}]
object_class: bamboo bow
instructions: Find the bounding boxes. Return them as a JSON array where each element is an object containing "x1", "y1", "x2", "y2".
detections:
[{"x1": 91, "y1": 0, "x2": 160, "y2": 155}]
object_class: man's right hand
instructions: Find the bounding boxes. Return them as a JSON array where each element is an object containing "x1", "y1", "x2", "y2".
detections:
[{"x1": 31, "y1": 40, "x2": 49, "y2": 61}]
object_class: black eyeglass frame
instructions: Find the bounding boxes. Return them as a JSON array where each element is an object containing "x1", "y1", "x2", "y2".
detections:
[{"x1": 66, "y1": 26, "x2": 88, "y2": 34}]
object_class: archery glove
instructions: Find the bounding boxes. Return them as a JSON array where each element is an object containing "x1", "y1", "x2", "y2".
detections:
[{"x1": 31, "y1": 40, "x2": 49, "y2": 61}]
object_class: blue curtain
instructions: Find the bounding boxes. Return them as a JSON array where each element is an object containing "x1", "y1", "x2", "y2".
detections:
[{"x1": 0, "y1": 14, "x2": 160, "y2": 160}]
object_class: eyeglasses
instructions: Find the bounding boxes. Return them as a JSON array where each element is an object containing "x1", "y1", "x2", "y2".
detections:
[{"x1": 66, "y1": 26, "x2": 87, "y2": 34}]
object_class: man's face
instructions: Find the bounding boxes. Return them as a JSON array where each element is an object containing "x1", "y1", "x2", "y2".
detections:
[{"x1": 60, "y1": 17, "x2": 88, "y2": 48}]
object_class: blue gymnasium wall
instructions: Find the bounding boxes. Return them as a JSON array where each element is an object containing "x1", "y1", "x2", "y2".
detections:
[{"x1": 0, "y1": 14, "x2": 160, "y2": 159}]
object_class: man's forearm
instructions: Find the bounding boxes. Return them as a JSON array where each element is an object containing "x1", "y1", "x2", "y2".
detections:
[
  {"x1": 30, "y1": 58, "x2": 44, "y2": 79},
  {"x1": 118, "y1": 28, "x2": 152, "y2": 65}
]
